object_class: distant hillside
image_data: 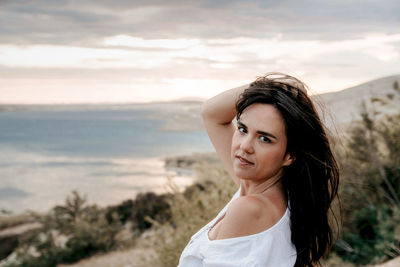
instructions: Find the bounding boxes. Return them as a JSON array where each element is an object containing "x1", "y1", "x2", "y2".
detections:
[{"x1": 317, "y1": 74, "x2": 400, "y2": 126}]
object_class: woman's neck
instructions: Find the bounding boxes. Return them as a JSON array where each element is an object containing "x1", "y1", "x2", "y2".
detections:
[{"x1": 239, "y1": 174, "x2": 283, "y2": 196}]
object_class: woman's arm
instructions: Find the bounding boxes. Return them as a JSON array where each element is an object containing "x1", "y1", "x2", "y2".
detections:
[{"x1": 201, "y1": 85, "x2": 248, "y2": 187}]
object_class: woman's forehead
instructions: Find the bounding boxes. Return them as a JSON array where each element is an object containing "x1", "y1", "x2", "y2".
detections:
[{"x1": 239, "y1": 103, "x2": 286, "y2": 135}]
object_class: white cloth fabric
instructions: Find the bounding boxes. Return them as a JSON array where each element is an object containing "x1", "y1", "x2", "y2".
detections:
[{"x1": 178, "y1": 187, "x2": 297, "y2": 267}]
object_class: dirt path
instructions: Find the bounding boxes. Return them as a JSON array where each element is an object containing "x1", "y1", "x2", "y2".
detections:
[
  {"x1": 58, "y1": 247, "x2": 156, "y2": 267},
  {"x1": 375, "y1": 257, "x2": 400, "y2": 267}
]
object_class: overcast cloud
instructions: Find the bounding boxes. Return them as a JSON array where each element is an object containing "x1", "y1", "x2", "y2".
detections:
[{"x1": 0, "y1": 0, "x2": 399, "y2": 103}]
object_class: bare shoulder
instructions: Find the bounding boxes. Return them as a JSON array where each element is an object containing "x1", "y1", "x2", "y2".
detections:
[
  {"x1": 215, "y1": 195, "x2": 284, "y2": 240},
  {"x1": 227, "y1": 195, "x2": 265, "y2": 219}
]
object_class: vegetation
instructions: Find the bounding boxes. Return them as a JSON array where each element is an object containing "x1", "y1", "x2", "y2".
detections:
[
  {"x1": 1, "y1": 190, "x2": 171, "y2": 267},
  {"x1": 332, "y1": 81, "x2": 400, "y2": 265},
  {"x1": 105, "y1": 192, "x2": 172, "y2": 232},
  {"x1": 2, "y1": 191, "x2": 122, "y2": 267}
]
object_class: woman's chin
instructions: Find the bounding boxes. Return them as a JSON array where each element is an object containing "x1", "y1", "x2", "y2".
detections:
[{"x1": 233, "y1": 169, "x2": 253, "y2": 180}]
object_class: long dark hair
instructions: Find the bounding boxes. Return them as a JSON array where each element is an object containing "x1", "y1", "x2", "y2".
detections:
[{"x1": 235, "y1": 73, "x2": 340, "y2": 267}]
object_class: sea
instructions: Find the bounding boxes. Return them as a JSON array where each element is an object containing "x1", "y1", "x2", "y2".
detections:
[{"x1": 0, "y1": 102, "x2": 214, "y2": 214}]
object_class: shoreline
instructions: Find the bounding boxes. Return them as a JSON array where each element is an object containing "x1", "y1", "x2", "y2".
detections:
[
  {"x1": 1, "y1": 153, "x2": 217, "y2": 215},
  {"x1": 0, "y1": 152, "x2": 219, "y2": 228}
]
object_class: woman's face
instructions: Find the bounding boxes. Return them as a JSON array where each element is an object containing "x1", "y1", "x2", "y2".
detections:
[{"x1": 231, "y1": 103, "x2": 292, "y2": 182}]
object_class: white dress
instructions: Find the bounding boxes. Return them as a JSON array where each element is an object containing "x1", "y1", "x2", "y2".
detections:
[{"x1": 178, "y1": 187, "x2": 297, "y2": 267}]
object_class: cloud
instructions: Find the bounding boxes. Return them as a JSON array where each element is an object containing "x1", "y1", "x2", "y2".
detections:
[
  {"x1": 0, "y1": 0, "x2": 399, "y2": 103},
  {"x1": 103, "y1": 35, "x2": 201, "y2": 49},
  {"x1": 1, "y1": 32, "x2": 399, "y2": 102},
  {"x1": 2, "y1": 33, "x2": 399, "y2": 69},
  {"x1": 0, "y1": 0, "x2": 399, "y2": 46}
]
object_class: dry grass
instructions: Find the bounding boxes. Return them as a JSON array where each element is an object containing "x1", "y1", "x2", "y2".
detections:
[{"x1": 0, "y1": 213, "x2": 38, "y2": 231}]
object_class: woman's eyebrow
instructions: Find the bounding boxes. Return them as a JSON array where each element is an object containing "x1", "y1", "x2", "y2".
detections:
[{"x1": 237, "y1": 120, "x2": 277, "y2": 139}]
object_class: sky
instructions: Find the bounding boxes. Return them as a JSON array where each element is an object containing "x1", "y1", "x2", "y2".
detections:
[{"x1": 0, "y1": 0, "x2": 399, "y2": 104}]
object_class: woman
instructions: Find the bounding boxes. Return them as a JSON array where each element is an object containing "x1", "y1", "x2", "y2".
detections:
[{"x1": 178, "y1": 73, "x2": 340, "y2": 267}]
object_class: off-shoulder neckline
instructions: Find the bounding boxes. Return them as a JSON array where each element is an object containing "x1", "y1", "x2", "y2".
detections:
[{"x1": 206, "y1": 186, "x2": 290, "y2": 243}]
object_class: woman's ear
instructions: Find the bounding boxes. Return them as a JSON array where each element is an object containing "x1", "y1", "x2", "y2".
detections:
[{"x1": 283, "y1": 153, "x2": 295, "y2": 167}]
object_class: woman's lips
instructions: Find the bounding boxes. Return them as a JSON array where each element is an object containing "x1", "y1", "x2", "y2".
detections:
[{"x1": 236, "y1": 155, "x2": 254, "y2": 165}]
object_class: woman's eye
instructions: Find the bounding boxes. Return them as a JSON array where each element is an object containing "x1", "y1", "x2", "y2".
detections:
[
  {"x1": 260, "y1": 136, "x2": 271, "y2": 143},
  {"x1": 238, "y1": 126, "x2": 246, "y2": 133}
]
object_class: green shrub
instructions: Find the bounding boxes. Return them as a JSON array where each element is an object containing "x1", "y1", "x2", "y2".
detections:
[
  {"x1": 4, "y1": 191, "x2": 126, "y2": 267},
  {"x1": 106, "y1": 192, "x2": 172, "y2": 232}
]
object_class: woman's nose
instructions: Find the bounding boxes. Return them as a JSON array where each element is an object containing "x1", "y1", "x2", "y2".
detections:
[{"x1": 240, "y1": 135, "x2": 254, "y2": 154}]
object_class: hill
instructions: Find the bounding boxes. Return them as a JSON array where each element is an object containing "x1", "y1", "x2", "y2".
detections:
[{"x1": 317, "y1": 74, "x2": 400, "y2": 126}]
